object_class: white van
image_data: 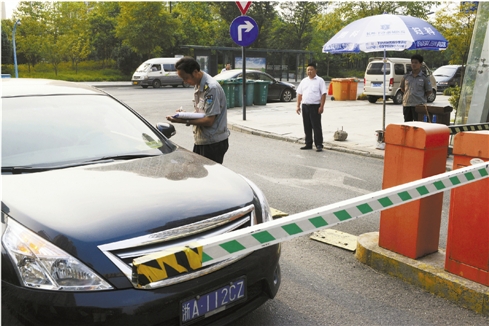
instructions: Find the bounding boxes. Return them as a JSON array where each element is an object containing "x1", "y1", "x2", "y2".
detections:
[
  {"x1": 131, "y1": 58, "x2": 190, "y2": 89},
  {"x1": 363, "y1": 57, "x2": 437, "y2": 104}
]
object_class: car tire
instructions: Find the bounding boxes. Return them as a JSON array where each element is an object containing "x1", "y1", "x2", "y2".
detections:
[
  {"x1": 392, "y1": 90, "x2": 403, "y2": 104},
  {"x1": 153, "y1": 80, "x2": 161, "y2": 89},
  {"x1": 172, "y1": 85, "x2": 178, "y2": 88},
  {"x1": 142, "y1": 85, "x2": 149, "y2": 89},
  {"x1": 367, "y1": 95, "x2": 379, "y2": 103},
  {"x1": 280, "y1": 89, "x2": 293, "y2": 102},
  {"x1": 182, "y1": 82, "x2": 191, "y2": 88},
  {"x1": 427, "y1": 89, "x2": 436, "y2": 103}
]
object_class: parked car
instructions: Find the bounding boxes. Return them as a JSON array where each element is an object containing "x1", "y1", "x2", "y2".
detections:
[
  {"x1": 363, "y1": 57, "x2": 437, "y2": 104},
  {"x1": 1, "y1": 78, "x2": 281, "y2": 325},
  {"x1": 214, "y1": 69, "x2": 296, "y2": 102},
  {"x1": 433, "y1": 65, "x2": 464, "y2": 93}
]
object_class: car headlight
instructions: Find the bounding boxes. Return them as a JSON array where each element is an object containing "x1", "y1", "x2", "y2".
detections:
[
  {"x1": 241, "y1": 176, "x2": 273, "y2": 223},
  {"x1": 2, "y1": 217, "x2": 113, "y2": 291}
]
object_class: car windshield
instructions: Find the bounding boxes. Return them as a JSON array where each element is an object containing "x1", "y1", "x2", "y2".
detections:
[
  {"x1": 2, "y1": 94, "x2": 172, "y2": 169},
  {"x1": 135, "y1": 63, "x2": 151, "y2": 72},
  {"x1": 433, "y1": 66, "x2": 458, "y2": 77}
]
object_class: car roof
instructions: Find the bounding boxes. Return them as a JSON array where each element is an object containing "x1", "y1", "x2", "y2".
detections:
[{"x1": 1, "y1": 78, "x2": 106, "y2": 98}]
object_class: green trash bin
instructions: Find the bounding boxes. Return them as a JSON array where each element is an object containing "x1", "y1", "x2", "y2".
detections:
[
  {"x1": 245, "y1": 80, "x2": 255, "y2": 106},
  {"x1": 234, "y1": 79, "x2": 254, "y2": 106},
  {"x1": 220, "y1": 80, "x2": 235, "y2": 108},
  {"x1": 234, "y1": 79, "x2": 243, "y2": 107},
  {"x1": 253, "y1": 80, "x2": 269, "y2": 105}
]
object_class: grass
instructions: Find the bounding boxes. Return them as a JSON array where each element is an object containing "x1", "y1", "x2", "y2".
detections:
[{"x1": 2, "y1": 60, "x2": 131, "y2": 81}]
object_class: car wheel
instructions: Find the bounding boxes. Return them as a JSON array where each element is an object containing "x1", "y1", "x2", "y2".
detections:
[
  {"x1": 153, "y1": 80, "x2": 161, "y2": 89},
  {"x1": 142, "y1": 85, "x2": 148, "y2": 89},
  {"x1": 280, "y1": 89, "x2": 293, "y2": 102},
  {"x1": 427, "y1": 89, "x2": 436, "y2": 103},
  {"x1": 367, "y1": 95, "x2": 379, "y2": 103},
  {"x1": 392, "y1": 90, "x2": 403, "y2": 104},
  {"x1": 172, "y1": 85, "x2": 178, "y2": 88},
  {"x1": 182, "y1": 82, "x2": 191, "y2": 88}
]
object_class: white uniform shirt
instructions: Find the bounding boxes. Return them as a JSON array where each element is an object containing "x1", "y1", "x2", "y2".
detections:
[{"x1": 297, "y1": 76, "x2": 327, "y2": 105}]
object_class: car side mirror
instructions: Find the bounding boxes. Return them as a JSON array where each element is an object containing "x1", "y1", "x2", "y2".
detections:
[{"x1": 156, "y1": 122, "x2": 176, "y2": 139}]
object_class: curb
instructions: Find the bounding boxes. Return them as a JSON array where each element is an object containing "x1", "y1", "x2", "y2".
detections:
[
  {"x1": 355, "y1": 232, "x2": 489, "y2": 316},
  {"x1": 229, "y1": 124, "x2": 385, "y2": 159}
]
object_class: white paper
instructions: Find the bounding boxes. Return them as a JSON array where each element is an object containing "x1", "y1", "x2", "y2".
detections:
[{"x1": 172, "y1": 112, "x2": 205, "y2": 119}]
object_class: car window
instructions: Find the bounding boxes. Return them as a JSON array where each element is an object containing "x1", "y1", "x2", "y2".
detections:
[
  {"x1": 257, "y1": 73, "x2": 274, "y2": 83},
  {"x1": 366, "y1": 63, "x2": 390, "y2": 75},
  {"x1": 163, "y1": 64, "x2": 176, "y2": 72},
  {"x1": 151, "y1": 64, "x2": 161, "y2": 72},
  {"x1": 394, "y1": 64, "x2": 405, "y2": 75},
  {"x1": 2, "y1": 95, "x2": 171, "y2": 168}
]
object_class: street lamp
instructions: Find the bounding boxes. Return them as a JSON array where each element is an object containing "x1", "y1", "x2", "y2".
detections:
[{"x1": 12, "y1": 19, "x2": 21, "y2": 78}]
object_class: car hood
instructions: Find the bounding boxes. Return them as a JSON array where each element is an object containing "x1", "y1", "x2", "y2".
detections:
[
  {"x1": 2, "y1": 149, "x2": 254, "y2": 263},
  {"x1": 279, "y1": 80, "x2": 295, "y2": 88}
]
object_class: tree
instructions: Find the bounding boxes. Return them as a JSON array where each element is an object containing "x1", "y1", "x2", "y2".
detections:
[
  {"x1": 88, "y1": 2, "x2": 120, "y2": 67},
  {"x1": 56, "y1": 2, "x2": 92, "y2": 73},
  {"x1": 433, "y1": 2, "x2": 478, "y2": 66},
  {"x1": 11, "y1": 1, "x2": 49, "y2": 72},
  {"x1": 1, "y1": 21, "x2": 13, "y2": 65},
  {"x1": 276, "y1": 1, "x2": 328, "y2": 50},
  {"x1": 172, "y1": 2, "x2": 219, "y2": 47},
  {"x1": 115, "y1": 2, "x2": 178, "y2": 60}
]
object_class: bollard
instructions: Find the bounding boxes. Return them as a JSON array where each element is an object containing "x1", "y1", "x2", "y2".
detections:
[
  {"x1": 445, "y1": 131, "x2": 489, "y2": 286},
  {"x1": 379, "y1": 122, "x2": 450, "y2": 259}
]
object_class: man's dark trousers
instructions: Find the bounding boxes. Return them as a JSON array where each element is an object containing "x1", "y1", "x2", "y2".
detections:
[{"x1": 302, "y1": 104, "x2": 323, "y2": 149}]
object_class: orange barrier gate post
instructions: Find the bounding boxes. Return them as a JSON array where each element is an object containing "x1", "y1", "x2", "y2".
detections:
[
  {"x1": 445, "y1": 131, "x2": 489, "y2": 286},
  {"x1": 379, "y1": 122, "x2": 450, "y2": 259}
]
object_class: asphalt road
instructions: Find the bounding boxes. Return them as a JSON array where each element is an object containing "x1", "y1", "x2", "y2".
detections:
[{"x1": 103, "y1": 86, "x2": 488, "y2": 325}]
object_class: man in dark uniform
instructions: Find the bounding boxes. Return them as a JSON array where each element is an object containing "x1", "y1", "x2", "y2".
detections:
[
  {"x1": 166, "y1": 57, "x2": 230, "y2": 164},
  {"x1": 400, "y1": 54, "x2": 432, "y2": 122}
]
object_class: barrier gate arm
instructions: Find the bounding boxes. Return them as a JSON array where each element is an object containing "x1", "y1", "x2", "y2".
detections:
[{"x1": 132, "y1": 162, "x2": 489, "y2": 288}]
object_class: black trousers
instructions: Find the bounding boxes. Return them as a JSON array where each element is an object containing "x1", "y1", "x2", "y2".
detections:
[
  {"x1": 403, "y1": 106, "x2": 416, "y2": 122},
  {"x1": 302, "y1": 104, "x2": 323, "y2": 149},
  {"x1": 193, "y1": 138, "x2": 229, "y2": 164}
]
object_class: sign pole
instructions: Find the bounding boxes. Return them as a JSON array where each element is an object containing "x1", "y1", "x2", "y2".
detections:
[
  {"x1": 242, "y1": 45, "x2": 246, "y2": 120},
  {"x1": 230, "y1": 2, "x2": 257, "y2": 121}
]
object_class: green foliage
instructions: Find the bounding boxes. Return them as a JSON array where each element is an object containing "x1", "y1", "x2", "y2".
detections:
[
  {"x1": 433, "y1": 2, "x2": 477, "y2": 65},
  {"x1": 1, "y1": 25, "x2": 13, "y2": 64},
  {"x1": 116, "y1": 2, "x2": 178, "y2": 60},
  {"x1": 447, "y1": 86, "x2": 461, "y2": 111},
  {"x1": 5, "y1": 1, "x2": 478, "y2": 81},
  {"x1": 3, "y1": 61, "x2": 129, "y2": 81},
  {"x1": 112, "y1": 45, "x2": 140, "y2": 76}
]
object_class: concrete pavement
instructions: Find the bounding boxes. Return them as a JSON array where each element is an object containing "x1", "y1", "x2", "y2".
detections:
[{"x1": 91, "y1": 82, "x2": 488, "y2": 316}]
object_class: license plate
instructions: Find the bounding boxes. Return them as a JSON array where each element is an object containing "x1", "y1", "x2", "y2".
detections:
[
  {"x1": 132, "y1": 81, "x2": 139, "y2": 85},
  {"x1": 180, "y1": 277, "x2": 246, "y2": 325},
  {"x1": 372, "y1": 83, "x2": 382, "y2": 87}
]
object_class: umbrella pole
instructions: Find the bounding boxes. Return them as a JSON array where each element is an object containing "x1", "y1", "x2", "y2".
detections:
[{"x1": 382, "y1": 49, "x2": 386, "y2": 134}]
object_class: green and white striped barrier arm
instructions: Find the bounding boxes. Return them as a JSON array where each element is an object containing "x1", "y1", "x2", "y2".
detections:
[{"x1": 133, "y1": 162, "x2": 488, "y2": 286}]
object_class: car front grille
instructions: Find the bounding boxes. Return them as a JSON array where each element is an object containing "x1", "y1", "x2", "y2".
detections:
[{"x1": 98, "y1": 204, "x2": 256, "y2": 289}]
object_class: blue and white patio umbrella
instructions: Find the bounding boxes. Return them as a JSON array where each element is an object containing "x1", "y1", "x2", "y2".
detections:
[{"x1": 322, "y1": 14, "x2": 448, "y2": 134}]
